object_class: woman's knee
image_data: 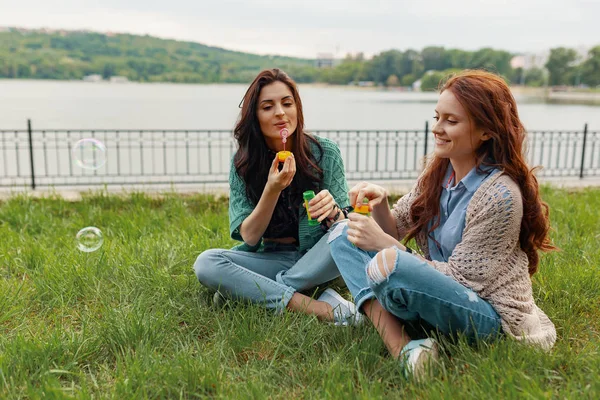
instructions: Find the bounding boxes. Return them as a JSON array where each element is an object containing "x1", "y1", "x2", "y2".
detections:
[
  {"x1": 193, "y1": 248, "x2": 223, "y2": 284},
  {"x1": 367, "y1": 247, "x2": 429, "y2": 286},
  {"x1": 366, "y1": 247, "x2": 398, "y2": 284}
]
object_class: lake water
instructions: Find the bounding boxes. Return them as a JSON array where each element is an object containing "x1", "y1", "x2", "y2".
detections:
[
  {"x1": 1, "y1": 80, "x2": 599, "y2": 131},
  {"x1": 1, "y1": 80, "x2": 598, "y2": 188}
]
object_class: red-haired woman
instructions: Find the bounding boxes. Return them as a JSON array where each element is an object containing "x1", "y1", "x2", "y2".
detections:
[{"x1": 329, "y1": 70, "x2": 557, "y2": 378}]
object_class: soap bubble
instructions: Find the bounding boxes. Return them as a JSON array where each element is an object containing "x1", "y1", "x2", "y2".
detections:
[
  {"x1": 76, "y1": 227, "x2": 104, "y2": 252},
  {"x1": 72, "y1": 138, "x2": 107, "y2": 170}
]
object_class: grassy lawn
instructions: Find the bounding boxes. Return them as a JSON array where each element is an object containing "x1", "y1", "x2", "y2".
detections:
[{"x1": 0, "y1": 186, "x2": 598, "y2": 399}]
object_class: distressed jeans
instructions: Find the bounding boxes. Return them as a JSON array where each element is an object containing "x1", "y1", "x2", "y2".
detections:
[
  {"x1": 329, "y1": 222, "x2": 502, "y2": 341},
  {"x1": 193, "y1": 230, "x2": 340, "y2": 312}
]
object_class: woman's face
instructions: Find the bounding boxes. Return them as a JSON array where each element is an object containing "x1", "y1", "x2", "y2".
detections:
[
  {"x1": 257, "y1": 81, "x2": 298, "y2": 150},
  {"x1": 432, "y1": 89, "x2": 488, "y2": 164}
]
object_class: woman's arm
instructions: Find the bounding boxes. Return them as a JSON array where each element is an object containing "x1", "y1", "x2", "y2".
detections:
[
  {"x1": 238, "y1": 184, "x2": 281, "y2": 246},
  {"x1": 372, "y1": 201, "x2": 399, "y2": 240},
  {"x1": 345, "y1": 212, "x2": 400, "y2": 251},
  {"x1": 231, "y1": 154, "x2": 296, "y2": 246},
  {"x1": 389, "y1": 182, "x2": 420, "y2": 241}
]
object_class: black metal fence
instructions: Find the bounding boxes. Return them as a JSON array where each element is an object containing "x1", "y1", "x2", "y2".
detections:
[{"x1": 1, "y1": 120, "x2": 598, "y2": 189}]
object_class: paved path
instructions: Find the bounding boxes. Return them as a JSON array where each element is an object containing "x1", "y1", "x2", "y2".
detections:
[{"x1": 1, "y1": 177, "x2": 599, "y2": 202}]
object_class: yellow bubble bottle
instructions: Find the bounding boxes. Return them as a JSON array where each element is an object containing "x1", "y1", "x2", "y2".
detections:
[
  {"x1": 354, "y1": 198, "x2": 370, "y2": 216},
  {"x1": 277, "y1": 150, "x2": 292, "y2": 162}
]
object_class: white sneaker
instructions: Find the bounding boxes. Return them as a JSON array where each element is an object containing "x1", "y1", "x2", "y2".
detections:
[
  {"x1": 398, "y1": 338, "x2": 439, "y2": 380},
  {"x1": 212, "y1": 291, "x2": 226, "y2": 308},
  {"x1": 317, "y1": 288, "x2": 363, "y2": 326}
]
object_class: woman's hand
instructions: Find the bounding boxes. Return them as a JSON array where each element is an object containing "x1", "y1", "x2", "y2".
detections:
[
  {"x1": 348, "y1": 182, "x2": 389, "y2": 212},
  {"x1": 346, "y1": 212, "x2": 397, "y2": 252},
  {"x1": 308, "y1": 189, "x2": 338, "y2": 223},
  {"x1": 265, "y1": 154, "x2": 296, "y2": 193}
]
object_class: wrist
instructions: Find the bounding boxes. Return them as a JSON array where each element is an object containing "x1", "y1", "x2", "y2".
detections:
[
  {"x1": 372, "y1": 199, "x2": 389, "y2": 212},
  {"x1": 372, "y1": 234, "x2": 397, "y2": 252},
  {"x1": 382, "y1": 235, "x2": 402, "y2": 251},
  {"x1": 327, "y1": 205, "x2": 342, "y2": 222},
  {"x1": 340, "y1": 206, "x2": 353, "y2": 218},
  {"x1": 264, "y1": 182, "x2": 282, "y2": 196},
  {"x1": 327, "y1": 203, "x2": 340, "y2": 219},
  {"x1": 321, "y1": 206, "x2": 343, "y2": 231},
  {"x1": 395, "y1": 241, "x2": 413, "y2": 254}
]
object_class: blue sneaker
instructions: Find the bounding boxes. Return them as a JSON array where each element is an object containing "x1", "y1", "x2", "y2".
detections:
[{"x1": 317, "y1": 288, "x2": 363, "y2": 326}]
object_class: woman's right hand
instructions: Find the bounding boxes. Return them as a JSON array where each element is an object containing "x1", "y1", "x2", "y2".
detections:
[
  {"x1": 265, "y1": 153, "x2": 296, "y2": 193},
  {"x1": 348, "y1": 182, "x2": 388, "y2": 211}
]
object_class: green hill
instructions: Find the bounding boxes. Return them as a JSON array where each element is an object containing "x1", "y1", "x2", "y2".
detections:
[
  {"x1": 0, "y1": 28, "x2": 317, "y2": 83},
  {"x1": 1, "y1": 28, "x2": 598, "y2": 87}
]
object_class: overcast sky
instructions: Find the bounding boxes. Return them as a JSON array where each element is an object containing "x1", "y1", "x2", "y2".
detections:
[{"x1": 1, "y1": 0, "x2": 598, "y2": 58}]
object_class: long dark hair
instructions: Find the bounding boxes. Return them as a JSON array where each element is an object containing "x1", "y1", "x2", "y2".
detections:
[
  {"x1": 405, "y1": 70, "x2": 556, "y2": 275},
  {"x1": 233, "y1": 68, "x2": 323, "y2": 204}
]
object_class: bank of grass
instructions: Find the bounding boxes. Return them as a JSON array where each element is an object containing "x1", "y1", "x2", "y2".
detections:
[{"x1": 0, "y1": 186, "x2": 598, "y2": 399}]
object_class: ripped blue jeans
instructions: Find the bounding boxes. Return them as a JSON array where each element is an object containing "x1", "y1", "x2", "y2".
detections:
[{"x1": 328, "y1": 223, "x2": 502, "y2": 341}]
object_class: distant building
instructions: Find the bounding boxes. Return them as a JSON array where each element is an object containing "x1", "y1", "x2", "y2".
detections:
[
  {"x1": 510, "y1": 51, "x2": 549, "y2": 70},
  {"x1": 83, "y1": 74, "x2": 103, "y2": 82},
  {"x1": 315, "y1": 53, "x2": 334, "y2": 69},
  {"x1": 510, "y1": 56, "x2": 525, "y2": 69}
]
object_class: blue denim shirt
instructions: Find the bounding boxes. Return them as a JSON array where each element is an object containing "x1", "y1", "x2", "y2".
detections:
[{"x1": 428, "y1": 164, "x2": 499, "y2": 262}]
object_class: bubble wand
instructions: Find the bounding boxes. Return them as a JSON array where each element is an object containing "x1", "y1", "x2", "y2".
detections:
[{"x1": 277, "y1": 128, "x2": 292, "y2": 162}]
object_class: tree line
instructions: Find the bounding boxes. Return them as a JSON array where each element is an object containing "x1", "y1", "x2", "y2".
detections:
[{"x1": 0, "y1": 29, "x2": 598, "y2": 89}]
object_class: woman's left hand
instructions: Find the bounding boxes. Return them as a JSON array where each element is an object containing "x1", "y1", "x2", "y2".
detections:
[
  {"x1": 308, "y1": 189, "x2": 338, "y2": 223},
  {"x1": 346, "y1": 212, "x2": 397, "y2": 251}
]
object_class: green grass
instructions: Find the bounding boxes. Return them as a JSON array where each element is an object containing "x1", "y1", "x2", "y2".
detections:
[{"x1": 1, "y1": 187, "x2": 599, "y2": 399}]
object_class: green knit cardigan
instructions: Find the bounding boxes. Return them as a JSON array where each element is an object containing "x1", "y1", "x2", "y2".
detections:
[{"x1": 228, "y1": 135, "x2": 349, "y2": 253}]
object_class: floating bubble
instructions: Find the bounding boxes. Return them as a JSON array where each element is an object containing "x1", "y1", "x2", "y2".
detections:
[
  {"x1": 76, "y1": 226, "x2": 104, "y2": 252},
  {"x1": 72, "y1": 138, "x2": 107, "y2": 170}
]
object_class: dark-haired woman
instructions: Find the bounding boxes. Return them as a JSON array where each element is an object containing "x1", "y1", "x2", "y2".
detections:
[
  {"x1": 194, "y1": 69, "x2": 360, "y2": 325},
  {"x1": 329, "y1": 70, "x2": 557, "y2": 378}
]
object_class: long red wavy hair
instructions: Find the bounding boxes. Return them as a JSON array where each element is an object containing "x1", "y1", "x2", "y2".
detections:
[{"x1": 405, "y1": 70, "x2": 556, "y2": 275}]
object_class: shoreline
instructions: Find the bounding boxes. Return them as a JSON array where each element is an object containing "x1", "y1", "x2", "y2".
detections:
[
  {"x1": 2, "y1": 78, "x2": 600, "y2": 97},
  {"x1": 512, "y1": 86, "x2": 600, "y2": 103}
]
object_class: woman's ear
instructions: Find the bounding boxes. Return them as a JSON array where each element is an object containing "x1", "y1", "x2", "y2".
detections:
[{"x1": 480, "y1": 131, "x2": 492, "y2": 141}]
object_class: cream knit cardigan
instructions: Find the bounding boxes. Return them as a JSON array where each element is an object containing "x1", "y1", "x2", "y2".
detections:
[{"x1": 392, "y1": 172, "x2": 557, "y2": 350}]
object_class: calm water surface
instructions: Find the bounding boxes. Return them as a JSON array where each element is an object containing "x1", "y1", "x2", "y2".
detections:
[{"x1": 1, "y1": 80, "x2": 598, "y2": 131}]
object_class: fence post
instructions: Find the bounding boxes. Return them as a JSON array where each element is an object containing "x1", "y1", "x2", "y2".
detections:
[
  {"x1": 27, "y1": 119, "x2": 36, "y2": 190},
  {"x1": 423, "y1": 120, "x2": 429, "y2": 168},
  {"x1": 579, "y1": 123, "x2": 588, "y2": 179}
]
